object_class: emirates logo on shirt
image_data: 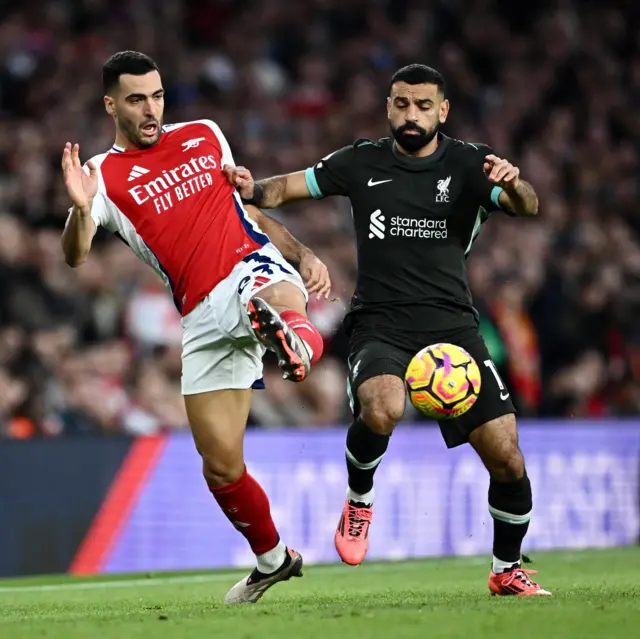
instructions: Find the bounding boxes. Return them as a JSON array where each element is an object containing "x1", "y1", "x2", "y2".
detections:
[{"x1": 127, "y1": 154, "x2": 218, "y2": 214}]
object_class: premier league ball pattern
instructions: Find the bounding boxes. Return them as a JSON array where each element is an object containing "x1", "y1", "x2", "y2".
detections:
[{"x1": 405, "y1": 343, "x2": 481, "y2": 420}]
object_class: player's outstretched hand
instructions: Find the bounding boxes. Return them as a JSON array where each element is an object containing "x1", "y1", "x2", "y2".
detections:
[
  {"x1": 484, "y1": 154, "x2": 520, "y2": 191},
  {"x1": 62, "y1": 143, "x2": 98, "y2": 211},
  {"x1": 299, "y1": 250, "x2": 331, "y2": 300},
  {"x1": 223, "y1": 164, "x2": 255, "y2": 200}
]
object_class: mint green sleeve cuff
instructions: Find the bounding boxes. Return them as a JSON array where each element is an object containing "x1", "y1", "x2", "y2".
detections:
[
  {"x1": 490, "y1": 185, "x2": 504, "y2": 209},
  {"x1": 305, "y1": 167, "x2": 323, "y2": 199}
]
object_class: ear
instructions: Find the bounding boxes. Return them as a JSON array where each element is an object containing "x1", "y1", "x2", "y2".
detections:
[
  {"x1": 439, "y1": 98, "x2": 450, "y2": 124},
  {"x1": 386, "y1": 96, "x2": 392, "y2": 118},
  {"x1": 104, "y1": 96, "x2": 115, "y2": 116}
]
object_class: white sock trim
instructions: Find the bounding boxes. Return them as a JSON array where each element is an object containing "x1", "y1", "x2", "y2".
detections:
[
  {"x1": 347, "y1": 486, "x2": 374, "y2": 506},
  {"x1": 492, "y1": 555, "x2": 520, "y2": 574},
  {"x1": 345, "y1": 446, "x2": 385, "y2": 471},
  {"x1": 301, "y1": 339, "x2": 313, "y2": 361},
  {"x1": 256, "y1": 539, "x2": 287, "y2": 574},
  {"x1": 489, "y1": 505, "x2": 532, "y2": 525}
]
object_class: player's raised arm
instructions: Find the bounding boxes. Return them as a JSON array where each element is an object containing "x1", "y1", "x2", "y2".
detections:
[
  {"x1": 223, "y1": 166, "x2": 311, "y2": 208},
  {"x1": 467, "y1": 144, "x2": 538, "y2": 218},
  {"x1": 60, "y1": 143, "x2": 99, "y2": 267},
  {"x1": 257, "y1": 171, "x2": 313, "y2": 207},
  {"x1": 223, "y1": 145, "x2": 354, "y2": 208},
  {"x1": 483, "y1": 154, "x2": 539, "y2": 217}
]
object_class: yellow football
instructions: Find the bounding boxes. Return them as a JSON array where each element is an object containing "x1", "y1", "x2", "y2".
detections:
[{"x1": 405, "y1": 343, "x2": 481, "y2": 420}]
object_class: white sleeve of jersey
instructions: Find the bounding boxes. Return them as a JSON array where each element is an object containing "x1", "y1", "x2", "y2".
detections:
[
  {"x1": 203, "y1": 119, "x2": 236, "y2": 167},
  {"x1": 87, "y1": 192, "x2": 109, "y2": 227},
  {"x1": 65, "y1": 193, "x2": 108, "y2": 228}
]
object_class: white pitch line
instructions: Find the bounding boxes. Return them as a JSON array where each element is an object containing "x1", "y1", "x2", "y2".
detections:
[
  {"x1": 0, "y1": 559, "x2": 483, "y2": 595},
  {"x1": 0, "y1": 573, "x2": 238, "y2": 594}
]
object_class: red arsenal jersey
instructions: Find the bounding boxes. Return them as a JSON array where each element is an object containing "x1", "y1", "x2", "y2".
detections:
[{"x1": 82, "y1": 119, "x2": 269, "y2": 315}]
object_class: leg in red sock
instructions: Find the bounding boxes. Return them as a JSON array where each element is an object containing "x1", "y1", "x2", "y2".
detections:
[
  {"x1": 210, "y1": 465, "x2": 283, "y2": 565},
  {"x1": 186, "y1": 390, "x2": 286, "y2": 568},
  {"x1": 280, "y1": 309, "x2": 324, "y2": 364},
  {"x1": 248, "y1": 280, "x2": 323, "y2": 382},
  {"x1": 185, "y1": 389, "x2": 302, "y2": 603}
]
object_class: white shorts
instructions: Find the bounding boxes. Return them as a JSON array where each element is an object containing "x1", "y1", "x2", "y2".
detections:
[{"x1": 181, "y1": 243, "x2": 307, "y2": 395}]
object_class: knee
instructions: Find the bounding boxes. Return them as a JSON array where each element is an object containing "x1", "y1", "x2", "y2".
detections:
[
  {"x1": 200, "y1": 447, "x2": 245, "y2": 488},
  {"x1": 471, "y1": 415, "x2": 525, "y2": 482},
  {"x1": 490, "y1": 447, "x2": 526, "y2": 482},
  {"x1": 361, "y1": 397, "x2": 404, "y2": 436}
]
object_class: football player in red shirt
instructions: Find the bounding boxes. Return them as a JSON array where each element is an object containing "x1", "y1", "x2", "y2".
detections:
[{"x1": 61, "y1": 51, "x2": 329, "y2": 604}]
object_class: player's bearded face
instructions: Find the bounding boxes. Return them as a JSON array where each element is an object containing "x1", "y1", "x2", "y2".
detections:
[
  {"x1": 391, "y1": 121, "x2": 439, "y2": 153},
  {"x1": 388, "y1": 82, "x2": 447, "y2": 154},
  {"x1": 118, "y1": 111, "x2": 163, "y2": 148},
  {"x1": 110, "y1": 72, "x2": 165, "y2": 149}
]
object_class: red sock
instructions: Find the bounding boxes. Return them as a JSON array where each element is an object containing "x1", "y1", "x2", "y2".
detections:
[
  {"x1": 209, "y1": 467, "x2": 279, "y2": 555},
  {"x1": 280, "y1": 310, "x2": 324, "y2": 364}
]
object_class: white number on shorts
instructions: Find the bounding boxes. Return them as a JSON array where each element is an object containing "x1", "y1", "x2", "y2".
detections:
[
  {"x1": 483, "y1": 359, "x2": 505, "y2": 390},
  {"x1": 237, "y1": 254, "x2": 292, "y2": 296}
]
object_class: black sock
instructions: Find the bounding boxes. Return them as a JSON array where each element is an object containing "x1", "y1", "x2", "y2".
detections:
[
  {"x1": 489, "y1": 472, "x2": 532, "y2": 567},
  {"x1": 345, "y1": 417, "x2": 390, "y2": 498}
]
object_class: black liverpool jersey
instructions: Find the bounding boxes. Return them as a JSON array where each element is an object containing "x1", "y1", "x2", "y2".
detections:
[{"x1": 304, "y1": 134, "x2": 510, "y2": 346}]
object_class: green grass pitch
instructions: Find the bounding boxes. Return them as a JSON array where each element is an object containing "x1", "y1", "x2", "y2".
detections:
[{"x1": 1, "y1": 548, "x2": 639, "y2": 638}]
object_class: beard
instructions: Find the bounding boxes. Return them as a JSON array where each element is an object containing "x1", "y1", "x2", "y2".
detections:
[
  {"x1": 391, "y1": 121, "x2": 439, "y2": 153},
  {"x1": 119, "y1": 116, "x2": 163, "y2": 149}
]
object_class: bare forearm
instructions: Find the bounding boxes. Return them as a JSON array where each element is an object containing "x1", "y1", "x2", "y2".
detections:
[
  {"x1": 255, "y1": 171, "x2": 312, "y2": 208},
  {"x1": 254, "y1": 177, "x2": 286, "y2": 208},
  {"x1": 501, "y1": 180, "x2": 538, "y2": 217},
  {"x1": 61, "y1": 205, "x2": 95, "y2": 266},
  {"x1": 252, "y1": 209, "x2": 310, "y2": 265}
]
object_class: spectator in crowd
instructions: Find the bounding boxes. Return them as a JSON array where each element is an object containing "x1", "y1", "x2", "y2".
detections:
[{"x1": 1, "y1": 0, "x2": 639, "y2": 437}]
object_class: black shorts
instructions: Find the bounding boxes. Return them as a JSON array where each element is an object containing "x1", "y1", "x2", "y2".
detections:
[{"x1": 347, "y1": 326, "x2": 516, "y2": 448}]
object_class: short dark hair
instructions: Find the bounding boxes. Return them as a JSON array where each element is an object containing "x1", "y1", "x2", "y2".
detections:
[
  {"x1": 102, "y1": 50, "x2": 159, "y2": 94},
  {"x1": 389, "y1": 64, "x2": 446, "y2": 97}
]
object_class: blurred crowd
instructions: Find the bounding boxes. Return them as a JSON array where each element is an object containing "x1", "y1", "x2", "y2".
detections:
[{"x1": 1, "y1": 0, "x2": 640, "y2": 438}]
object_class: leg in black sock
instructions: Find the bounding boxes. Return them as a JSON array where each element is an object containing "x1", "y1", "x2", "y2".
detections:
[
  {"x1": 345, "y1": 416, "x2": 390, "y2": 496},
  {"x1": 468, "y1": 414, "x2": 532, "y2": 573},
  {"x1": 489, "y1": 472, "x2": 533, "y2": 569}
]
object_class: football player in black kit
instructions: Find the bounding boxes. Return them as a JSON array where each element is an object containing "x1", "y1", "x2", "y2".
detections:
[{"x1": 225, "y1": 64, "x2": 550, "y2": 597}]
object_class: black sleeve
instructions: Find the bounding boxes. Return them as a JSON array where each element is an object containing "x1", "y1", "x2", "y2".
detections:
[
  {"x1": 466, "y1": 143, "x2": 508, "y2": 213},
  {"x1": 305, "y1": 145, "x2": 355, "y2": 198}
]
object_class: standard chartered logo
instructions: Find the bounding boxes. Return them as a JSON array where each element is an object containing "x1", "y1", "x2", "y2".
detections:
[
  {"x1": 369, "y1": 209, "x2": 386, "y2": 239},
  {"x1": 368, "y1": 209, "x2": 447, "y2": 239},
  {"x1": 392, "y1": 216, "x2": 448, "y2": 238}
]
